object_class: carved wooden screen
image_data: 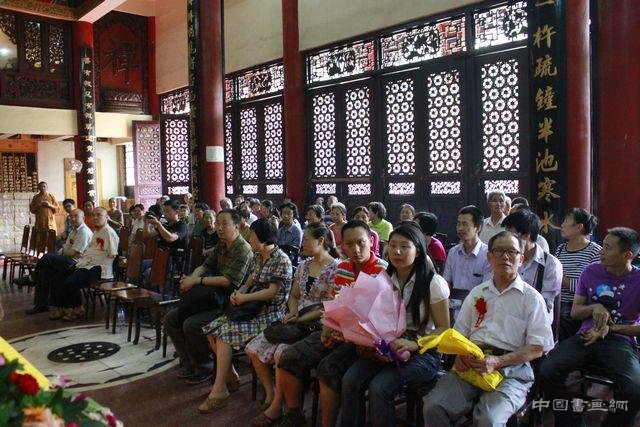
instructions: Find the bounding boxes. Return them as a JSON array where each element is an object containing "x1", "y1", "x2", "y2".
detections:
[
  {"x1": 160, "y1": 115, "x2": 191, "y2": 196},
  {"x1": 305, "y1": 1, "x2": 530, "y2": 238},
  {"x1": 310, "y1": 79, "x2": 374, "y2": 207},
  {"x1": 0, "y1": 11, "x2": 71, "y2": 108},
  {"x1": 132, "y1": 121, "x2": 161, "y2": 209}
]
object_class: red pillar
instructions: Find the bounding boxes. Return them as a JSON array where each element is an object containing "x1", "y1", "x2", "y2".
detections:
[
  {"x1": 196, "y1": 0, "x2": 225, "y2": 208},
  {"x1": 598, "y1": 1, "x2": 640, "y2": 233},
  {"x1": 147, "y1": 17, "x2": 159, "y2": 118},
  {"x1": 282, "y1": 0, "x2": 306, "y2": 207},
  {"x1": 566, "y1": 0, "x2": 591, "y2": 210},
  {"x1": 72, "y1": 21, "x2": 93, "y2": 205}
]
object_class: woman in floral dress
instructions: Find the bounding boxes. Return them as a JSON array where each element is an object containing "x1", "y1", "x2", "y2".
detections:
[
  {"x1": 198, "y1": 219, "x2": 292, "y2": 414},
  {"x1": 248, "y1": 224, "x2": 340, "y2": 426}
]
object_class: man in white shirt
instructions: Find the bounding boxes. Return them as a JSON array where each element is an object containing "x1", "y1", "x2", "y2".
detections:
[
  {"x1": 49, "y1": 207, "x2": 119, "y2": 321},
  {"x1": 423, "y1": 231, "x2": 554, "y2": 426},
  {"x1": 24, "y1": 209, "x2": 93, "y2": 315},
  {"x1": 479, "y1": 190, "x2": 507, "y2": 244}
]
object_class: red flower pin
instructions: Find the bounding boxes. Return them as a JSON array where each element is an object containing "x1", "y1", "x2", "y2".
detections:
[
  {"x1": 96, "y1": 237, "x2": 105, "y2": 251},
  {"x1": 9, "y1": 371, "x2": 40, "y2": 395},
  {"x1": 474, "y1": 297, "x2": 487, "y2": 327}
]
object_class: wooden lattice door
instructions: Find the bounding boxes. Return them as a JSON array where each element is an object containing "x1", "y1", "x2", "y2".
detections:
[{"x1": 132, "y1": 120, "x2": 162, "y2": 209}]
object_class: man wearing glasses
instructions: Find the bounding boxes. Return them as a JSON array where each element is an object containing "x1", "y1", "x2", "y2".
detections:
[{"x1": 423, "y1": 231, "x2": 554, "y2": 425}]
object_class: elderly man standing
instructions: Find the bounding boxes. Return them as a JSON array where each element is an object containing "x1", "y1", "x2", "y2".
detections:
[
  {"x1": 29, "y1": 181, "x2": 58, "y2": 232},
  {"x1": 423, "y1": 231, "x2": 554, "y2": 426},
  {"x1": 23, "y1": 208, "x2": 93, "y2": 315},
  {"x1": 479, "y1": 190, "x2": 507, "y2": 244},
  {"x1": 540, "y1": 227, "x2": 640, "y2": 427},
  {"x1": 164, "y1": 209, "x2": 253, "y2": 384}
]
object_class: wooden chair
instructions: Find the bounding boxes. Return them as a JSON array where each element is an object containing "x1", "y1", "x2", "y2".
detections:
[
  {"x1": 114, "y1": 227, "x2": 132, "y2": 280},
  {"x1": 11, "y1": 229, "x2": 50, "y2": 289},
  {"x1": 143, "y1": 235, "x2": 158, "y2": 260},
  {"x1": 186, "y1": 235, "x2": 204, "y2": 274},
  {"x1": 3, "y1": 225, "x2": 32, "y2": 285},
  {"x1": 88, "y1": 241, "x2": 145, "y2": 325},
  {"x1": 111, "y1": 248, "x2": 179, "y2": 347}
]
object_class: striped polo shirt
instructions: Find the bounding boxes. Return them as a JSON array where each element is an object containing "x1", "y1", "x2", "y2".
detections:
[{"x1": 334, "y1": 251, "x2": 388, "y2": 290}]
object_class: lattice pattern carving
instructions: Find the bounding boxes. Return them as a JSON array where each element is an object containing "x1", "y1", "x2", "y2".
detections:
[
  {"x1": 266, "y1": 184, "x2": 284, "y2": 194},
  {"x1": 24, "y1": 21, "x2": 42, "y2": 69},
  {"x1": 226, "y1": 185, "x2": 234, "y2": 195},
  {"x1": 381, "y1": 16, "x2": 465, "y2": 68},
  {"x1": 225, "y1": 77, "x2": 234, "y2": 103},
  {"x1": 389, "y1": 182, "x2": 415, "y2": 195},
  {"x1": 481, "y1": 59, "x2": 520, "y2": 173},
  {"x1": 238, "y1": 63, "x2": 284, "y2": 100},
  {"x1": 312, "y1": 92, "x2": 337, "y2": 178},
  {"x1": 224, "y1": 110, "x2": 234, "y2": 185},
  {"x1": 264, "y1": 102, "x2": 284, "y2": 180},
  {"x1": 163, "y1": 117, "x2": 191, "y2": 185},
  {"x1": 474, "y1": 1, "x2": 528, "y2": 49},
  {"x1": 48, "y1": 24, "x2": 64, "y2": 73},
  {"x1": 243, "y1": 184, "x2": 258, "y2": 194},
  {"x1": 140, "y1": 186, "x2": 162, "y2": 196},
  {"x1": 315, "y1": 183, "x2": 336, "y2": 195},
  {"x1": 160, "y1": 88, "x2": 190, "y2": 115},
  {"x1": 345, "y1": 87, "x2": 372, "y2": 178},
  {"x1": 385, "y1": 78, "x2": 415, "y2": 176},
  {"x1": 307, "y1": 40, "x2": 375, "y2": 83},
  {"x1": 431, "y1": 181, "x2": 461, "y2": 195},
  {"x1": 427, "y1": 69, "x2": 461, "y2": 175},
  {"x1": 347, "y1": 183, "x2": 371, "y2": 195},
  {"x1": 240, "y1": 107, "x2": 259, "y2": 180},
  {"x1": 0, "y1": 13, "x2": 17, "y2": 44},
  {"x1": 485, "y1": 179, "x2": 518, "y2": 194},
  {"x1": 136, "y1": 124, "x2": 161, "y2": 184},
  {"x1": 168, "y1": 186, "x2": 190, "y2": 195}
]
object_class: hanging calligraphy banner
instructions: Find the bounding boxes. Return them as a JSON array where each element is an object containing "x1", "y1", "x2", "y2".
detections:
[
  {"x1": 187, "y1": 0, "x2": 200, "y2": 200},
  {"x1": 529, "y1": 0, "x2": 566, "y2": 249},
  {"x1": 79, "y1": 45, "x2": 97, "y2": 202}
]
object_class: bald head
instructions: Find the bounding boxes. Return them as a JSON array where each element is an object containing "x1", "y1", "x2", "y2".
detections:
[
  {"x1": 69, "y1": 209, "x2": 85, "y2": 228},
  {"x1": 92, "y1": 206, "x2": 108, "y2": 228}
]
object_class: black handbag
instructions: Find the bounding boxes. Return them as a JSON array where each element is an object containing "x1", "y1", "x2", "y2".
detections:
[
  {"x1": 263, "y1": 303, "x2": 324, "y2": 344},
  {"x1": 224, "y1": 300, "x2": 266, "y2": 321}
]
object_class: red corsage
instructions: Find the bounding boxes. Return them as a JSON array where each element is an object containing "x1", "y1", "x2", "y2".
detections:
[
  {"x1": 474, "y1": 297, "x2": 487, "y2": 327},
  {"x1": 96, "y1": 237, "x2": 105, "y2": 251},
  {"x1": 9, "y1": 371, "x2": 40, "y2": 395}
]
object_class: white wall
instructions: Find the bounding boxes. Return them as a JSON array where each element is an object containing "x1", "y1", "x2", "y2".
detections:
[
  {"x1": 156, "y1": 0, "x2": 188, "y2": 93},
  {"x1": 96, "y1": 140, "x2": 119, "y2": 203},
  {"x1": 299, "y1": 0, "x2": 480, "y2": 50},
  {"x1": 224, "y1": 0, "x2": 283, "y2": 72},
  {"x1": 37, "y1": 140, "x2": 74, "y2": 201}
]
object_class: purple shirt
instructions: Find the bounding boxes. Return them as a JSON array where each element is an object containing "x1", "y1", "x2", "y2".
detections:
[{"x1": 576, "y1": 263, "x2": 640, "y2": 343}]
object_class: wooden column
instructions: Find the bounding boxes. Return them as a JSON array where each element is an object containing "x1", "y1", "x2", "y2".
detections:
[
  {"x1": 147, "y1": 17, "x2": 159, "y2": 118},
  {"x1": 598, "y1": 1, "x2": 640, "y2": 233},
  {"x1": 282, "y1": 0, "x2": 306, "y2": 207},
  {"x1": 72, "y1": 21, "x2": 97, "y2": 204},
  {"x1": 188, "y1": 0, "x2": 225, "y2": 207},
  {"x1": 566, "y1": 0, "x2": 591, "y2": 211}
]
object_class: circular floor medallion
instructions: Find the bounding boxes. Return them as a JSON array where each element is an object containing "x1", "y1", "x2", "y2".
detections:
[{"x1": 48, "y1": 341, "x2": 121, "y2": 363}]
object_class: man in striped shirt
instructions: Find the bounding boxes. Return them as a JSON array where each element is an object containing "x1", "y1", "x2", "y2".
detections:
[{"x1": 277, "y1": 220, "x2": 388, "y2": 427}]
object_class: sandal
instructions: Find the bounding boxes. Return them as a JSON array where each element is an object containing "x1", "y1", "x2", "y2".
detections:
[
  {"x1": 250, "y1": 411, "x2": 280, "y2": 427},
  {"x1": 48, "y1": 308, "x2": 62, "y2": 320},
  {"x1": 227, "y1": 378, "x2": 240, "y2": 393},
  {"x1": 61, "y1": 309, "x2": 78, "y2": 322},
  {"x1": 197, "y1": 393, "x2": 230, "y2": 414}
]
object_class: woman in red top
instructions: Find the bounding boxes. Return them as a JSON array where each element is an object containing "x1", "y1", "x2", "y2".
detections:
[{"x1": 414, "y1": 212, "x2": 447, "y2": 273}]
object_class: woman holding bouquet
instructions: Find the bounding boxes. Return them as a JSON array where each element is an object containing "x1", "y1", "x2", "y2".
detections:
[
  {"x1": 340, "y1": 221, "x2": 450, "y2": 427},
  {"x1": 198, "y1": 219, "x2": 292, "y2": 413},
  {"x1": 247, "y1": 223, "x2": 340, "y2": 426}
]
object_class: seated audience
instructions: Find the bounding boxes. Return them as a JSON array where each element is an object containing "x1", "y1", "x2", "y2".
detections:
[
  {"x1": 237, "y1": 207, "x2": 252, "y2": 242},
  {"x1": 555, "y1": 208, "x2": 601, "y2": 339},
  {"x1": 509, "y1": 203, "x2": 551, "y2": 253},
  {"x1": 261, "y1": 199, "x2": 280, "y2": 229},
  {"x1": 220, "y1": 197, "x2": 233, "y2": 211},
  {"x1": 201, "y1": 210, "x2": 219, "y2": 257},
  {"x1": 164, "y1": 209, "x2": 253, "y2": 385},
  {"x1": 142, "y1": 199, "x2": 189, "y2": 277},
  {"x1": 423, "y1": 231, "x2": 554, "y2": 425},
  {"x1": 23, "y1": 209, "x2": 93, "y2": 315},
  {"x1": 340, "y1": 222, "x2": 450, "y2": 427},
  {"x1": 479, "y1": 190, "x2": 507, "y2": 244},
  {"x1": 128, "y1": 204, "x2": 145, "y2": 244},
  {"x1": 275, "y1": 220, "x2": 388, "y2": 427},
  {"x1": 106, "y1": 197, "x2": 124, "y2": 232},
  {"x1": 248, "y1": 224, "x2": 339, "y2": 425},
  {"x1": 368, "y1": 201, "x2": 393, "y2": 253},
  {"x1": 414, "y1": 211, "x2": 447, "y2": 273},
  {"x1": 199, "y1": 219, "x2": 293, "y2": 413},
  {"x1": 329, "y1": 202, "x2": 347, "y2": 254},
  {"x1": 502, "y1": 210, "x2": 562, "y2": 315},
  {"x1": 191, "y1": 202, "x2": 210, "y2": 237},
  {"x1": 234, "y1": 195, "x2": 244, "y2": 208},
  {"x1": 443, "y1": 206, "x2": 492, "y2": 309},
  {"x1": 277, "y1": 202, "x2": 302, "y2": 248},
  {"x1": 540, "y1": 227, "x2": 640, "y2": 427},
  {"x1": 83, "y1": 200, "x2": 96, "y2": 231},
  {"x1": 503, "y1": 195, "x2": 512, "y2": 216},
  {"x1": 178, "y1": 204, "x2": 192, "y2": 227},
  {"x1": 398, "y1": 203, "x2": 415, "y2": 222},
  {"x1": 56, "y1": 198, "x2": 76, "y2": 248},
  {"x1": 49, "y1": 207, "x2": 119, "y2": 321},
  {"x1": 304, "y1": 204, "x2": 325, "y2": 227},
  {"x1": 249, "y1": 198, "x2": 263, "y2": 220},
  {"x1": 352, "y1": 206, "x2": 380, "y2": 256}
]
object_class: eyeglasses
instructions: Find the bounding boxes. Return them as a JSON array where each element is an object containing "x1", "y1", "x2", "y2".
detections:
[{"x1": 490, "y1": 248, "x2": 521, "y2": 258}]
